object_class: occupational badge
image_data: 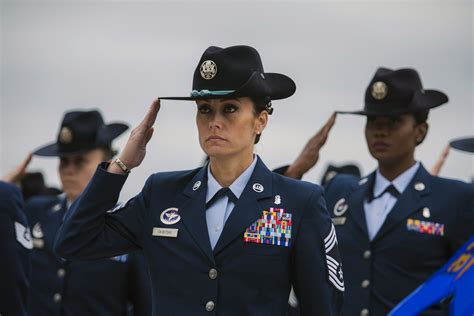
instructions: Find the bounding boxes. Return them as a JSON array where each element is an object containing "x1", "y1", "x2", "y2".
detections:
[
  {"x1": 160, "y1": 207, "x2": 181, "y2": 225},
  {"x1": 32, "y1": 222, "x2": 44, "y2": 238}
]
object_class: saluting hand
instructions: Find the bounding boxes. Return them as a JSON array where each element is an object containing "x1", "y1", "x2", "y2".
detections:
[
  {"x1": 2, "y1": 152, "x2": 33, "y2": 184},
  {"x1": 284, "y1": 112, "x2": 337, "y2": 179},
  {"x1": 108, "y1": 99, "x2": 160, "y2": 174}
]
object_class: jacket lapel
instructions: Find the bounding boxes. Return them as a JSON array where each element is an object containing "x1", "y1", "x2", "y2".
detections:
[
  {"x1": 213, "y1": 157, "x2": 273, "y2": 255},
  {"x1": 372, "y1": 165, "x2": 431, "y2": 242},
  {"x1": 177, "y1": 167, "x2": 216, "y2": 265},
  {"x1": 347, "y1": 174, "x2": 374, "y2": 238}
]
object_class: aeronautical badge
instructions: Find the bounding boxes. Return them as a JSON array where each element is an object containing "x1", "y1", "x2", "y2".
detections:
[
  {"x1": 160, "y1": 207, "x2": 181, "y2": 225},
  {"x1": 323, "y1": 224, "x2": 345, "y2": 292},
  {"x1": 244, "y1": 208, "x2": 292, "y2": 247},
  {"x1": 200, "y1": 60, "x2": 217, "y2": 80},
  {"x1": 15, "y1": 222, "x2": 33, "y2": 249},
  {"x1": 371, "y1": 81, "x2": 388, "y2": 100},
  {"x1": 406, "y1": 218, "x2": 445, "y2": 236}
]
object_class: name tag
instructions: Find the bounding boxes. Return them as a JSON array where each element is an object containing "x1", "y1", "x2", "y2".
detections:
[
  {"x1": 332, "y1": 217, "x2": 347, "y2": 226},
  {"x1": 152, "y1": 227, "x2": 178, "y2": 238}
]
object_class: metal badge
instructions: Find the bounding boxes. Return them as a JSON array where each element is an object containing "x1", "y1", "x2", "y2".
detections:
[
  {"x1": 274, "y1": 195, "x2": 281, "y2": 205},
  {"x1": 160, "y1": 207, "x2": 181, "y2": 225},
  {"x1": 193, "y1": 181, "x2": 201, "y2": 191},
  {"x1": 253, "y1": 183, "x2": 264, "y2": 193},
  {"x1": 200, "y1": 60, "x2": 217, "y2": 80},
  {"x1": 32, "y1": 222, "x2": 44, "y2": 238},
  {"x1": 333, "y1": 198, "x2": 348, "y2": 216},
  {"x1": 371, "y1": 81, "x2": 388, "y2": 100},
  {"x1": 422, "y1": 207, "x2": 431, "y2": 218},
  {"x1": 152, "y1": 227, "x2": 178, "y2": 238},
  {"x1": 59, "y1": 127, "x2": 73, "y2": 144},
  {"x1": 414, "y1": 182, "x2": 426, "y2": 191}
]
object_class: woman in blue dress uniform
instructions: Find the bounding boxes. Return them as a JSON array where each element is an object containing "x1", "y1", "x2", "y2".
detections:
[
  {"x1": 20, "y1": 110, "x2": 151, "y2": 316},
  {"x1": 55, "y1": 45, "x2": 344, "y2": 316},
  {"x1": 322, "y1": 68, "x2": 474, "y2": 316}
]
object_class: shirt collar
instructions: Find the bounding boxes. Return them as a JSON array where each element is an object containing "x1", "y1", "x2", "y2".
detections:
[
  {"x1": 206, "y1": 155, "x2": 257, "y2": 203},
  {"x1": 373, "y1": 161, "x2": 420, "y2": 197}
]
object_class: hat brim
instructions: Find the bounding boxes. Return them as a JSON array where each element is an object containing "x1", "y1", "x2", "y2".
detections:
[
  {"x1": 160, "y1": 72, "x2": 296, "y2": 101},
  {"x1": 450, "y1": 137, "x2": 474, "y2": 153},
  {"x1": 337, "y1": 89, "x2": 448, "y2": 116},
  {"x1": 33, "y1": 123, "x2": 128, "y2": 157}
]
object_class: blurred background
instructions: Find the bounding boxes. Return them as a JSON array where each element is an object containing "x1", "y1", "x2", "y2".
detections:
[{"x1": 1, "y1": 0, "x2": 472, "y2": 200}]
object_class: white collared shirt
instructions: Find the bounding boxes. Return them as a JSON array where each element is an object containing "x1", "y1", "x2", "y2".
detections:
[
  {"x1": 364, "y1": 162, "x2": 420, "y2": 240},
  {"x1": 205, "y1": 155, "x2": 257, "y2": 249}
]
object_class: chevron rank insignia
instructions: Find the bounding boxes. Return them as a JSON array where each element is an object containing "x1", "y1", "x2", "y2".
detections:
[
  {"x1": 406, "y1": 218, "x2": 445, "y2": 236},
  {"x1": 324, "y1": 224, "x2": 345, "y2": 292},
  {"x1": 244, "y1": 208, "x2": 292, "y2": 247}
]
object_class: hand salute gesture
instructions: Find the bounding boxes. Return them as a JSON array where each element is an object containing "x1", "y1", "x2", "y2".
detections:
[{"x1": 108, "y1": 99, "x2": 160, "y2": 174}]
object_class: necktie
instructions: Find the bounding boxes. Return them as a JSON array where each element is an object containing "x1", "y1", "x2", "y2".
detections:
[
  {"x1": 206, "y1": 187, "x2": 238, "y2": 208},
  {"x1": 368, "y1": 184, "x2": 400, "y2": 202}
]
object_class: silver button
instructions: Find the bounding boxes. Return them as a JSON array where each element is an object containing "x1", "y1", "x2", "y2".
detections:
[
  {"x1": 53, "y1": 293, "x2": 62, "y2": 303},
  {"x1": 360, "y1": 308, "x2": 369, "y2": 316},
  {"x1": 57, "y1": 268, "x2": 66, "y2": 278},
  {"x1": 208, "y1": 268, "x2": 218, "y2": 280},
  {"x1": 361, "y1": 279, "x2": 370, "y2": 288},
  {"x1": 205, "y1": 300, "x2": 215, "y2": 312},
  {"x1": 363, "y1": 250, "x2": 371, "y2": 259}
]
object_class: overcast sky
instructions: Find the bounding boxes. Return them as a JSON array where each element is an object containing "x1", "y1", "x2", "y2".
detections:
[{"x1": 1, "y1": 0, "x2": 472, "y2": 199}]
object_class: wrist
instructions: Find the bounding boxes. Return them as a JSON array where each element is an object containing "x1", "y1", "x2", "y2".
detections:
[{"x1": 108, "y1": 157, "x2": 132, "y2": 175}]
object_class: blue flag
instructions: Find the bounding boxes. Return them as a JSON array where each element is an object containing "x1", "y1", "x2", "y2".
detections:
[{"x1": 389, "y1": 236, "x2": 474, "y2": 316}]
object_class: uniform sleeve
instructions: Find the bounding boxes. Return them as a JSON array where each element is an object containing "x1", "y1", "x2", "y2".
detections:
[
  {"x1": 0, "y1": 183, "x2": 31, "y2": 316},
  {"x1": 55, "y1": 163, "x2": 152, "y2": 260},
  {"x1": 126, "y1": 251, "x2": 153, "y2": 316},
  {"x1": 291, "y1": 186, "x2": 344, "y2": 316}
]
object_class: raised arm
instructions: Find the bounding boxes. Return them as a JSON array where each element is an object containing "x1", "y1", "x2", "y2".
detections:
[{"x1": 284, "y1": 112, "x2": 337, "y2": 179}]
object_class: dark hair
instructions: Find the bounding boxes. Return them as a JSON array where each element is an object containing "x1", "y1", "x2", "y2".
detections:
[
  {"x1": 413, "y1": 110, "x2": 429, "y2": 145},
  {"x1": 250, "y1": 96, "x2": 273, "y2": 144}
]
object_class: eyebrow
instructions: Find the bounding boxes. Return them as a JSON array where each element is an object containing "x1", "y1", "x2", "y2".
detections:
[{"x1": 218, "y1": 98, "x2": 241, "y2": 103}]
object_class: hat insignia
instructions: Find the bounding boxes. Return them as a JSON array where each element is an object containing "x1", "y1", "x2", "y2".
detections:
[
  {"x1": 200, "y1": 60, "x2": 217, "y2": 80},
  {"x1": 59, "y1": 127, "x2": 73, "y2": 144},
  {"x1": 371, "y1": 81, "x2": 388, "y2": 100}
]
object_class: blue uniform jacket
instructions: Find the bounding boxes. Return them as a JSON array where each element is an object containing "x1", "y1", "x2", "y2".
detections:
[
  {"x1": 25, "y1": 194, "x2": 152, "y2": 316},
  {"x1": 0, "y1": 181, "x2": 31, "y2": 316},
  {"x1": 55, "y1": 157, "x2": 344, "y2": 316},
  {"x1": 324, "y1": 164, "x2": 474, "y2": 316}
]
